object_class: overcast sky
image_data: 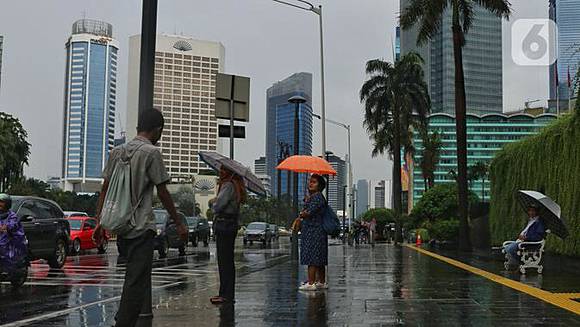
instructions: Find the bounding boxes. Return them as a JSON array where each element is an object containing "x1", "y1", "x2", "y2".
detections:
[{"x1": 0, "y1": 0, "x2": 548, "y2": 184}]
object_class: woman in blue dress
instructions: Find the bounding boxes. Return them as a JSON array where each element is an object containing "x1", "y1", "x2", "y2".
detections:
[{"x1": 297, "y1": 174, "x2": 328, "y2": 291}]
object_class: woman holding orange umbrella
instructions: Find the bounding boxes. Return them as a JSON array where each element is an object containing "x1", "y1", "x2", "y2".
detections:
[{"x1": 279, "y1": 155, "x2": 336, "y2": 291}]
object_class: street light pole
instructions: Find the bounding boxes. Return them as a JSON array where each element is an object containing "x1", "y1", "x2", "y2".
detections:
[
  {"x1": 313, "y1": 113, "x2": 353, "y2": 227},
  {"x1": 289, "y1": 96, "x2": 306, "y2": 262},
  {"x1": 271, "y1": 0, "x2": 326, "y2": 157},
  {"x1": 138, "y1": 0, "x2": 158, "y2": 116}
]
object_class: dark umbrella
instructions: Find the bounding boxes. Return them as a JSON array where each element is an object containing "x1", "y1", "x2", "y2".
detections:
[
  {"x1": 517, "y1": 190, "x2": 569, "y2": 239},
  {"x1": 198, "y1": 151, "x2": 266, "y2": 196}
]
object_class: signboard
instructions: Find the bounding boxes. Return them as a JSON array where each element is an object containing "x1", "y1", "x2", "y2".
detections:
[
  {"x1": 215, "y1": 73, "x2": 250, "y2": 122},
  {"x1": 218, "y1": 125, "x2": 246, "y2": 138}
]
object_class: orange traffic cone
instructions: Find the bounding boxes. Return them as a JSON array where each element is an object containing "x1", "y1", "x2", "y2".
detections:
[{"x1": 416, "y1": 233, "x2": 422, "y2": 247}]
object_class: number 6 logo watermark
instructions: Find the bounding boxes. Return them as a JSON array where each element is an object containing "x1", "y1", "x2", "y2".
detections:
[{"x1": 511, "y1": 19, "x2": 558, "y2": 66}]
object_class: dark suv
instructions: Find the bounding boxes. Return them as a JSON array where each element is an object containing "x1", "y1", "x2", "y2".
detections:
[
  {"x1": 10, "y1": 196, "x2": 71, "y2": 268},
  {"x1": 243, "y1": 222, "x2": 273, "y2": 246},
  {"x1": 154, "y1": 209, "x2": 188, "y2": 258},
  {"x1": 186, "y1": 216, "x2": 210, "y2": 247}
]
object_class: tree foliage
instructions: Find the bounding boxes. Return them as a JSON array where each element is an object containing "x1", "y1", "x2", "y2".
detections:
[
  {"x1": 400, "y1": 0, "x2": 512, "y2": 252},
  {"x1": 239, "y1": 196, "x2": 294, "y2": 227},
  {"x1": 490, "y1": 111, "x2": 580, "y2": 256},
  {"x1": 419, "y1": 130, "x2": 442, "y2": 191},
  {"x1": 8, "y1": 177, "x2": 99, "y2": 215},
  {"x1": 360, "y1": 52, "x2": 430, "y2": 242},
  {"x1": 0, "y1": 113, "x2": 31, "y2": 192},
  {"x1": 360, "y1": 208, "x2": 396, "y2": 239},
  {"x1": 411, "y1": 183, "x2": 479, "y2": 225}
]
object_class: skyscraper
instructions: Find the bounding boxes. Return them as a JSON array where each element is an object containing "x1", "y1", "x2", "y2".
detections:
[
  {"x1": 400, "y1": 2, "x2": 503, "y2": 114},
  {"x1": 549, "y1": 0, "x2": 580, "y2": 108},
  {"x1": 327, "y1": 154, "x2": 347, "y2": 213},
  {"x1": 0, "y1": 35, "x2": 4, "y2": 92},
  {"x1": 265, "y1": 73, "x2": 313, "y2": 201},
  {"x1": 395, "y1": 26, "x2": 401, "y2": 62},
  {"x1": 62, "y1": 19, "x2": 119, "y2": 192},
  {"x1": 254, "y1": 156, "x2": 267, "y2": 175},
  {"x1": 126, "y1": 35, "x2": 225, "y2": 181},
  {"x1": 355, "y1": 179, "x2": 369, "y2": 218}
]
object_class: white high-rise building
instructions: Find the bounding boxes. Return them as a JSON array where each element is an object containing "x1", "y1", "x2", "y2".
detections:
[
  {"x1": 0, "y1": 35, "x2": 4, "y2": 92},
  {"x1": 127, "y1": 35, "x2": 225, "y2": 180},
  {"x1": 62, "y1": 19, "x2": 119, "y2": 192}
]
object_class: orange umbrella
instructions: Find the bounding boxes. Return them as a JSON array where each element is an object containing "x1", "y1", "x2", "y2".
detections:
[{"x1": 276, "y1": 155, "x2": 337, "y2": 176}]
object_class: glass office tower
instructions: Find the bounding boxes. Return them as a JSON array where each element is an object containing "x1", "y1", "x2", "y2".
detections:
[
  {"x1": 265, "y1": 73, "x2": 313, "y2": 202},
  {"x1": 62, "y1": 19, "x2": 118, "y2": 192}
]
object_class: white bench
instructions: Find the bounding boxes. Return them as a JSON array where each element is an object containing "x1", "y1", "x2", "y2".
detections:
[{"x1": 502, "y1": 239, "x2": 546, "y2": 274}]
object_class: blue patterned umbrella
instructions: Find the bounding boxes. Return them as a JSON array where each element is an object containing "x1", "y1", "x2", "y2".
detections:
[{"x1": 198, "y1": 152, "x2": 266, "y2": 197}]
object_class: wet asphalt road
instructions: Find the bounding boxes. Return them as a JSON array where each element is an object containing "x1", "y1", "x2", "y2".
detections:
[
  {"x1": 1, "y1": 238, "x2": 579, "y2": 326},
  {"x1": 0, "y1": 237, "x2": 291, "y2": 326}
]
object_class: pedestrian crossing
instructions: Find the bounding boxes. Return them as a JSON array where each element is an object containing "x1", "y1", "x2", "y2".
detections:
[{"x1": 1, "y1": 252, "x2": 217, "y2": 289}]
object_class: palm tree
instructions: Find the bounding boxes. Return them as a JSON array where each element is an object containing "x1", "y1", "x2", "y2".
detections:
[
  {"x1": 419, "y1": 130, "x2": 442, "y2": 191},
  {"x1": 360, "y1": 52, "x2": 430, "y2": 243},
  {"x1": 400, "y1": 0, "x2": 511, "y2": 251},
  {"x1": 469, "y1": 161, "x2": 489, "y2": 202}
]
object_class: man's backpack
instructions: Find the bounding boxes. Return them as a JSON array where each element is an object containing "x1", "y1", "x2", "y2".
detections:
[{"x1": 99, "y1": 145, "x2": 143, "y2": 236}]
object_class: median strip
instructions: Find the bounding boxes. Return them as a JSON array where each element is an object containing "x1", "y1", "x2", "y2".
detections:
[{"x1": 405, "y1": 244, "x2": 580, "y2": 315}]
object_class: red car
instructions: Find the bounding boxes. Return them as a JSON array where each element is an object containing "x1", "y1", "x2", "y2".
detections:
[{"x1": 67, "y1": 216, "x2": 109, "y2": 254}]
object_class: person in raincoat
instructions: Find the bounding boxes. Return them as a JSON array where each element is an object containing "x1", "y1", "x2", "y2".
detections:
[
  {"x1": 0, "y1": 194, "x2": 28, "y2": 272},
  {"x1": 504, "y1": 204, "x2": 546, "y2": 267}
]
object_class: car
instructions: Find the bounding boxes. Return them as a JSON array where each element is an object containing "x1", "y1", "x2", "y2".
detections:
[
  {"x1": 269, "y1": 224, "x2": 279, "y2": 241},
  {"x1": 10, "y1": 196, "x2": 71, "y2": 269},
  {"x1": 243, "y1": 222, "x2": 273, "y2": 246},
  {"x1": 67, "y1": 216, "x2": 109, "y2": 254},
  {"x1": 186, "y1": 216, "x2": 210, "y2": 247},
  {"x1": 63, "y1": 211, "x2": 88, "y2": 218},
  {"x1": 154, "y1": 209, "x2": 188, "y2": 258}
]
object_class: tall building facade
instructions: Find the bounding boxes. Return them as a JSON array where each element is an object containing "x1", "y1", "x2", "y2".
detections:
[
  {"x1": 327, "y1": 154, "x2": 347, "y2": 213},
  {"x1": 395, "y1": 26, "x2": 401, "y2": 62},
  {"x1": 62, "y1": 19, "x2": 119, "y2": 192},
  {"x1": 254, "y1": 156, "x2": 267, "y2": 175},
  {"x1": 0, "y1": 35, "x2": 4, "y2": 92},
  {"x1": 410, "y1": 113, "x2": 557, "y2": 203},
  {"x1": 400, "y1": 1, "x2": 503, "y2": 114},
  {"x1": 127, "y1": 35, "x2": 225, "y2": 180},
  {"x1": 549, "y1": 0, "x2": 580, "y2": 109},
  {"x1": 369, "y1": 180, "x2": 393, "y2": 210},
  {"x1": 355, "y1": 179, "x2": 369, "y2": 218},
  {"x1": 265, "y1": 73, "x2": 313, "y2": 201}
]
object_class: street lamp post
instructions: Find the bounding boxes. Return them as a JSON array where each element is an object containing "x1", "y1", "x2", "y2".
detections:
[
  {"x1": 271, "y1": 0, "x2": 327, "y2": 157},
  {"x1": 288, "y1": 96, "x2": 306, "y2": 213},
  {"x1": 138, "y1": 0, "x2": 158, "y2": 116},
  {"x1": 288, "y1": 95, "x2": 306, "y2": 262}
]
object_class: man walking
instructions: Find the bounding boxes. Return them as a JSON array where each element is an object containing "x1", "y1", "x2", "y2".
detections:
[{"x1": 94, "y1": 109, "x2": 187, "y2": 327}]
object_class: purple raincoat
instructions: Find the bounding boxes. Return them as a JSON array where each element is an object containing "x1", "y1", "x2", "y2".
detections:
[{"x1": 0, "y1": 210, "x2": 28, "y2": 271}]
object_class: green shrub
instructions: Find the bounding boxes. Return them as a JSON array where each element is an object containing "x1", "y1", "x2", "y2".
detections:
[
  {"x1": 490, "y1": 111, "x2": 580, "y2": 256},
  {"x1": 360, "y1": 208, "x2": 396, "y2": 239},
  {"x1": 411, "y1": 183, "x2": 479, "y2": 224},
  {"x1": 429, "y1": 219, "x2": 460, "y2": 242}
]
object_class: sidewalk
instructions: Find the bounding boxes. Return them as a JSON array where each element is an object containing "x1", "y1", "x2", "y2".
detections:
[{"x1": 151, "y1": 243, "x2": 580, "y2": 326}]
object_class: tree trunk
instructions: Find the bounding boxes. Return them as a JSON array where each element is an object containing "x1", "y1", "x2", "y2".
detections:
[
  {"x1": 392, "y1": 109, "x2": 403, "y2": 244},
  {"x1": 452, "y1": 19, "x2": 472, "y2": 252},
  {"x1": 481, "y1": 177, "x2": 485, "y2": 202}
]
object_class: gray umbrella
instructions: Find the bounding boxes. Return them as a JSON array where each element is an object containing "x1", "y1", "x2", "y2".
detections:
[
  {"x1": 198, "y1": 151, "x2": 266, "y2": 197},
  {"x1": 517, "y1": 190, "x2": 569, "y2": 239}
]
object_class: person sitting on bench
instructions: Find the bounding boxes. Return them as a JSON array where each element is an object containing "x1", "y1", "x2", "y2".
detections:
[{"x1": 504, "y1": 204, "x2": 546, "y2": 268}]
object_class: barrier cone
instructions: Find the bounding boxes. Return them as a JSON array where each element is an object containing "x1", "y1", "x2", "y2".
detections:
[{"x1": 416, "y1": 233, "x2": 422, "y2": 247}]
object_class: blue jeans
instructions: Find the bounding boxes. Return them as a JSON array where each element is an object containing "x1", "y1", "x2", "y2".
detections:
[{"x1": 505, "y1": 242, "x2": 521, "y2": 265}]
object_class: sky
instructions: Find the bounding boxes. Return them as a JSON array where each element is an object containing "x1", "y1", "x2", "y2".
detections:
[{"x1": 0, "y1": 0, "x2": 548, "y2": 184}]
